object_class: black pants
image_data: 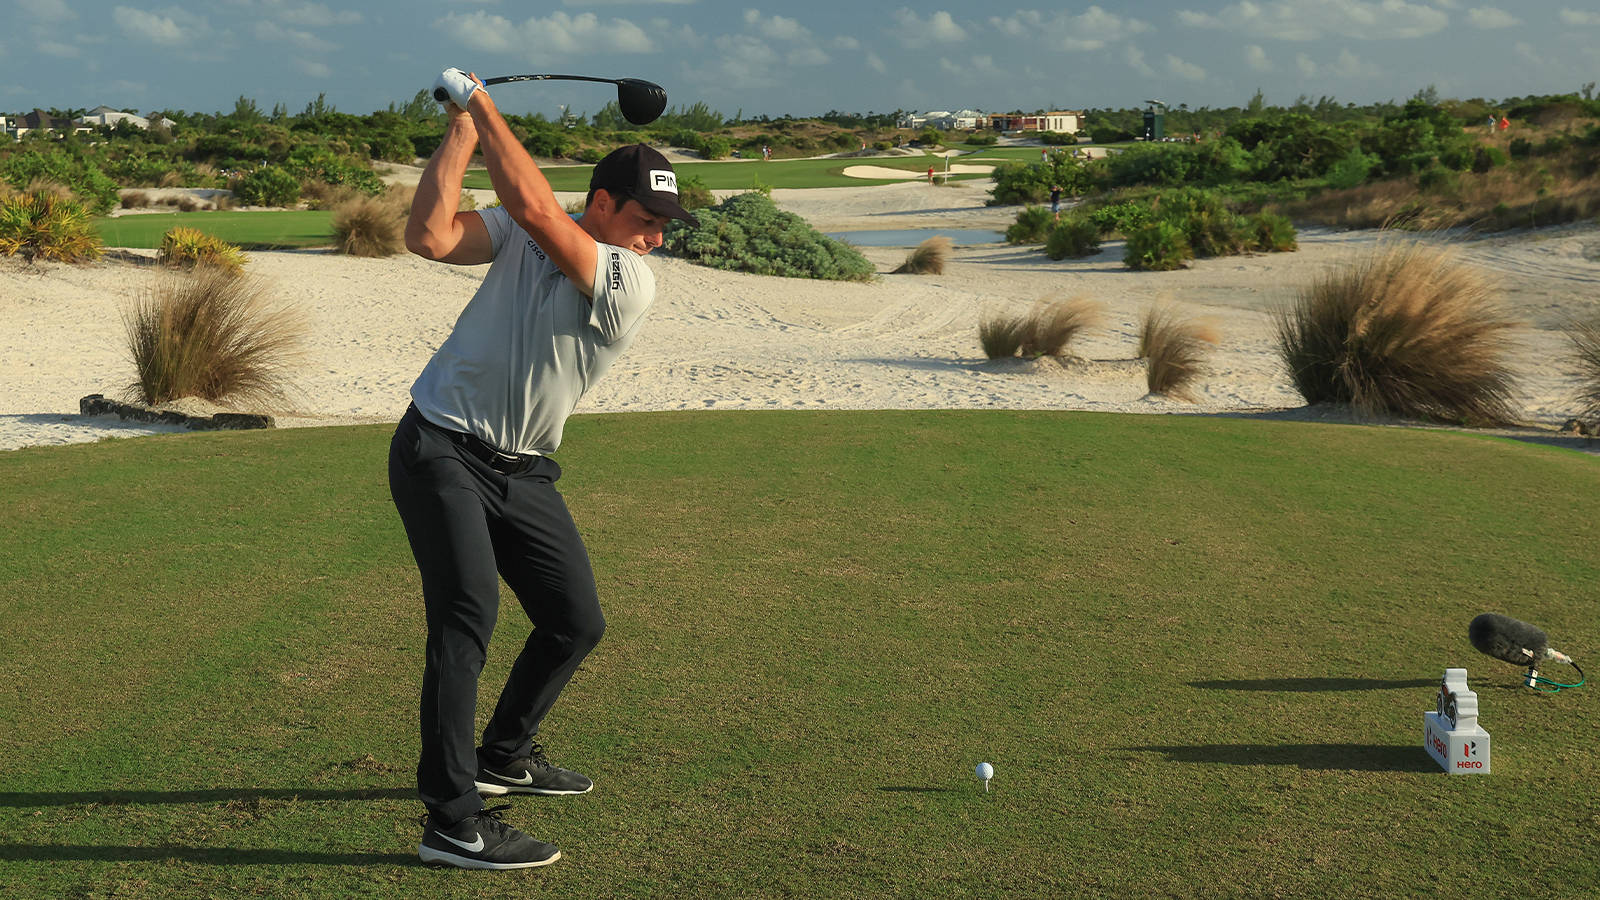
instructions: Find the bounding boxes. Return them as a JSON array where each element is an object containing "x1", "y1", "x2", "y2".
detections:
[{"x1": 388, "y1": 405, "x2": 605, "y2": 825}]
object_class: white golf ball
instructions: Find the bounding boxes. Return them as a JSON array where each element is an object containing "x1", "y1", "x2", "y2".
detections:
[{"x1": 976, "y1": 762, "x2": 994, "y2": 780}]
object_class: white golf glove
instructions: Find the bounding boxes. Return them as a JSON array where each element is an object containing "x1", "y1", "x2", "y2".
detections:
[{"x1": 433, "y1": 67, "x2": 483, "y2": 109}]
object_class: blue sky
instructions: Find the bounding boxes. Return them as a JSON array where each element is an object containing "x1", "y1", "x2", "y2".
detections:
[{"x1": 4, "y1": 1, "x2": 1598, "y2": 118}]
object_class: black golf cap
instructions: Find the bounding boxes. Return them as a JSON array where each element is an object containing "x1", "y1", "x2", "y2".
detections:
[{"x1": 589, "y1": 144, "x2": 700, "y2": 227}]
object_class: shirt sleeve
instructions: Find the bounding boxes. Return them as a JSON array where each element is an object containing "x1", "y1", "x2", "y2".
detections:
[
  {"x1": 477, "y1": 205, "x2": 515, "y2": 257},
  {"x1": 587, "y1": 244, "x2": 656, "y2": 344}
]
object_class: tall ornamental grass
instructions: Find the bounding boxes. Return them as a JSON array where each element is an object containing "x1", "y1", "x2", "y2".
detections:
[
  {"x1": 123, "y1": 269, "x2": 305, "y2": 407},
  {"x1": 331, "y1": 194, "x2": 406, "y2": 257},
  {"x1": 1140, "y1": 305, "x2": 1220, "y2": 400},
  {"x1": 979, "y1": 297, "x2": 1102, "y2": 360},
  {"x1": 1567, "y1": 314, "x2": 1600, "y2": 421},
  {"x1": 1275, "y1": 241, "x2": 1520, "y2": 424},
  {"x1": 892, "y1": 236, "x2": 950, "y2": 274},
  {"x1": 0, "y1": 189, "x2": 103, "y2": 263}
]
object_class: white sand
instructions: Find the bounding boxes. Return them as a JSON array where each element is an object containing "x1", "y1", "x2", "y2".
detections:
[{"x1": 4, "y1": 179, "x2": 1599, "y2": 453}]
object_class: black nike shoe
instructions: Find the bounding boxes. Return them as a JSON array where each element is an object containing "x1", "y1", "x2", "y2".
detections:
[
  {"x1": 476, "y1": 741, "x2": 594, "y2": 796},
  {"x1": 417, "y1": 805, "x2": 560, "y2": 870}
]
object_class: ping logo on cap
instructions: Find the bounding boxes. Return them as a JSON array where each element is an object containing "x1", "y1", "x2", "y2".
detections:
[{"x1": 649, "y1": 169, "x2": 678, "y2": 196}]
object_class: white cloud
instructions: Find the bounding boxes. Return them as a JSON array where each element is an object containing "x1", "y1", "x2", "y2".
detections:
[
  {"x1": 114, "y1": 6, "x2": 196, "y2": 45},
  {"x1": 1466, "y1": 7, "x2": 1518, "y2": 28},
  {"x1": 1176, "y1": 0, "x2": 1448, "y2": 41},
  {"x1": 989, "y1": 6, "x2": 1149, "y2": 51},
  {"x1": 786, "y1": 45, "x2": 830, "y2": 66},
  {"x1": 865, "y1": 51, "x2": 887, "y2": 73},
  {"x1": 277, "y1": 2, "x2": 360, "y2": 26},
  {"x1": 891, "y1": 9, "x2": 966, "y2": 47},
  {"x1": 939, "y1": 54, "x2": 1002, "y2": 77},
  {"x1": 1124, "y1": 44, "x2": 1155, "y2": 77},
  {"x1": 254, "y1": 21, "x2": 337, "y2": 52},
  {"x1": 39, "y1": 39, "x2": 81, "y2": 58},
  {"x1": 19, "y1": 0, "x2": 76, "y2": 22},
  {"x1": 296, "y1": 57, "x2": 332, "y2": 78},
  {"x1": 439, "y1": 10, "x2": 655, "y2": 57},
  {"x1": 745, "y1": 10, "x2": 809, "y2": 42},
  {"x1": 1166, "y1": 54, "x2": 1206, "y2": 81},
  {"x1": 1559, "y1": 8, "x2": 1600, "y2": 25},
  {"x1": 833, "y1": 35, "x2": 860, "y2": 50},
  {"x1": 1296, "y1": 53, "x2": 1317, "y2": 76},
  {"x1": 702, "y1": 33, "x2": 782, "y2": 88},
  {"x1": 1244, "y1": 44, "x2": 1271, "y2": 70},
  {"x1": 1328, "y1": 48, "x2": 1373, "y2": 77}
]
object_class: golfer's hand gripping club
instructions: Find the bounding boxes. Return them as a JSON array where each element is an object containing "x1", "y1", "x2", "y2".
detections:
[{"x1": 432, "y1": 68, "x2": 484, "y2": 108}]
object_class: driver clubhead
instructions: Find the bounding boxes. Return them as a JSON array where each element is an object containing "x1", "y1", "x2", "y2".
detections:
[{"x1": 616, "y1": 78, "x2": 668, "y2": 125}]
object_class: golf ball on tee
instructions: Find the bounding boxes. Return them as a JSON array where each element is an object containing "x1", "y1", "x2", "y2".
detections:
[{"x1": 976, "y1": 762, "x2": 994, "y2": 780}]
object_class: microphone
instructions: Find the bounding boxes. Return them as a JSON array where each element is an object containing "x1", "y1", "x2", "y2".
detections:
[
  {"x1": 1469, "y1": 613, "x2": 1572, "y2": 666},
  {"x1": 1469, "y1": 613, "x2": 1581, "y2": 690}
]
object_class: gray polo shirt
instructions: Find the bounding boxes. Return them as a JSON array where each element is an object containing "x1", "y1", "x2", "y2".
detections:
[{"x1": 410, "y1": 206, "x2": 656, "y2": 455}]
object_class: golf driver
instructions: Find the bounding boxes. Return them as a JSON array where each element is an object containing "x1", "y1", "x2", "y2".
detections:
[{"x1": 433, "y1": 74, "x2": 668, "y2": 125}]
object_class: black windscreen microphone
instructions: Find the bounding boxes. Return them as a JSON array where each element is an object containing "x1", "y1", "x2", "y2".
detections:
[{"x1": 1468, "y1": 613, "x2": 1571, "y2": 666}]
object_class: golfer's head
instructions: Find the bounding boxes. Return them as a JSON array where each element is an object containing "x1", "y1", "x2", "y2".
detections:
[{"x1": 586, "y1": 144, "x2": 698, "y2": 255}]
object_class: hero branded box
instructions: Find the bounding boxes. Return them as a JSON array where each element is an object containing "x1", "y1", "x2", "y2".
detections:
[{"x1": 1423, "y1": 668, "x2": 1490, "y2": 774}]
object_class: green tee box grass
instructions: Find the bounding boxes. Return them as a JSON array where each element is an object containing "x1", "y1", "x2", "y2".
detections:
[
  {"x1": 0, "y1": 411, "x2": 1595, "y2": 897},
  {"x1": 464, "y1": 154, "x2": 988, "y2": 193},
  {"x1": 93, "y1": 210, "x2": 335, "y2": 250}
]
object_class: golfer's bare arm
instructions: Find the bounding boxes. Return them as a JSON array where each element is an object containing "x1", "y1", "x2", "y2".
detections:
[
  {"x1": 405, "y1": 108, "x2": 493, "y2": 265},
  {"x1": 466, "y1": 90, "x2": 599, "y2": 296}
]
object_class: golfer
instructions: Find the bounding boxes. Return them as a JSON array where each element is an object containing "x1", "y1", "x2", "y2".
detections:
[{"x1": 390, "y1": 68, "x2": 697, "y2": 870}]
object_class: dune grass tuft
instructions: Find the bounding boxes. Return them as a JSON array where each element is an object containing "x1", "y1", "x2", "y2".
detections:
[
  {"x1": 123, "y1": 268, "x2": 304, "y2": 407},
  {"x1": 1567, "y1": 313, "x2": 1600, "y2": 421},
  {"x1": 980, "y1": 296, "x2": 1102, "y2": 359},
  {"x1": 1275, "y1": 240, "x2": 1520, "y2": 424},
  {"x1": 1140, "y1": 304, "x2": 1220, "y2": 400},
  {"x1": 331, "y1": 194, "x2": 405, "y2": 257},
  {"x1": 892, "y1": 235, "x2": 951, "y2": 274}
]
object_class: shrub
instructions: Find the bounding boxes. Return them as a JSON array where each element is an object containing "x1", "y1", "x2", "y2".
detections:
[
  {"x1": 1043, "y1": 216, "x2": 1101, "y2": 259},
  {"x1": 1567, "y1": 314, "x2": 1600, "y2": 420},
  {"x1": 158, "y1": 227, "x2": 248, "y2": 274},
  {"x1": 123, "y1": 269, "x2": 304, "y2": 407},
  {"x1": 1508, "y1": 137, "x2": 1533, "y2": 160},
  {"x1": 677, "y1": 173, "x2": 716, "y2": 211},
  {"x1": 176, "y1": 196, "x2": 200, "y2": 212},
  {"x1": 1123, "y1": 220, "x2": 1192, "y2": 271},
  {"x1": 0, "y1": 190, "x2": 103, "y2": 263},
  {"x1": 966, "y1": 131, "x2": 998, "y2": 146},
  {"x1": 892, "y1": 236, "x2": 950, "y2": 274},
  {"x1": 1005, "y1": 206, "x2": 1054, "y2": 244},
  {"x1": 662, "y1": 191, "x2": 874, "y2": 281},
  {"x1": 1274, "y1": 242, "x2": 1519, "y2": 424},
  {"x1": 300, "y1": 178, "x2": 363, "y2": 210},
  {"x1": 331, "y1": 195, "x2": 405, "y2": 257},
  {"x1": 233, "y1": 166, "x2": 301, "y2": 207},
  {"x1": 1471, "y1": 146, "x2": 1506, "y2": 174},
  {"x1": 1249, "y1": 212, "x2": 1298, "y2": 252},
  {"x1": 1139, "y1": 305, "x2": 1219, "y2": 400},
  {"x1": 1324, "y1": 148, "x2": 1378, "y2": 190},
  {"x1": 1088, "y1": 201, "x2": 1150, "y2": 236},
  {"x1": 0, "y1": 148, "x2": 120, "y2": 214},
  {"x1": 121, "y1": 191, "x2": 151, "y2": 209},
  {"x1": 563, "y1": 197, "x2": 586, "y2": 215}
]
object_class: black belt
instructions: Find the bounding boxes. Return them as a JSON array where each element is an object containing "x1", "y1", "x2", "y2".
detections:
[{"x1": 411, "y1": 405, "x2": 540, "y2": 475}]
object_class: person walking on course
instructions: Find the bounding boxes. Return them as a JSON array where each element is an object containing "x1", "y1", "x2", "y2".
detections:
[
  {"x1": 1050, "y1": 184, "x2": 1063, "y2": 221},
  {"x1": 391, "y1": 67, "x2": 697, "y2": 871}
]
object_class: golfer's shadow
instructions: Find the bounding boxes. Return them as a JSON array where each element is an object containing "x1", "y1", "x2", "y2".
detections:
[
  {"x1": 0, "y1": 787, "x2": 419, "y2": 866},
  {"x1": 1124, "y1": 744, "x2": 1437, "y2": 772}
]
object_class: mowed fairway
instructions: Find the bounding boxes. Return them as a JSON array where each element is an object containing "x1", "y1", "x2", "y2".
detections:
[
  {"x1": 93, "y1": 210, "x2": 336, "y2": 249},
  {"x1": 0, "y1": 411, "x2": 1595, "y2": 898},
  {"x1": 463, "y1": 154, "x2": 986, "y2": 193}
]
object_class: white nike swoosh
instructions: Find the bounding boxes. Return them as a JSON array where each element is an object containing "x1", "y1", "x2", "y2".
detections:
[
  {"x1": 438, "y1": 830, "x2": 485, "y2": 853},
  {"x1": 491, "y1": 769, "x2": 535, "y2": 785}
]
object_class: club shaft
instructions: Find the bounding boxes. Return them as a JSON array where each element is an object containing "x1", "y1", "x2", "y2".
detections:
[{"x1": 484, "y1": 74, "x2": 620, "y2": 87}]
